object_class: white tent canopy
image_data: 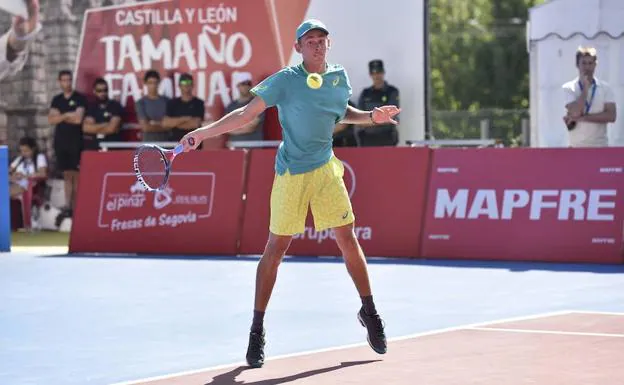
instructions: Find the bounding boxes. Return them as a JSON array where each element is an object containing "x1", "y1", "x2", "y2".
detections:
[{"x1": 528, "y1": 0, "x2": 624, "y2": 147}]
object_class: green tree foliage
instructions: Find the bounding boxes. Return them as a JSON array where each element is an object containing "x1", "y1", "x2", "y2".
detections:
[{"x1": 429, "y1": 0, "x2": 546, "y2": 144}]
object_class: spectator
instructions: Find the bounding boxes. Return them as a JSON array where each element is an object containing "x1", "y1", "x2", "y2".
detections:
[
  {"x1": 9, "y1": 137, "x2": 47, "y2": 199},
  {"x1": 136, "y1": 70, "x2": 171, "y2": 142},
  {"x1": 563, "y1": 46, "x2": 617, "y2": 147},
  {"x1": 356, "y1": 59, "x2": 400, "y2": 146},
  {"x1": 162, "y1": 73, "x2": 205, "y2": 142},
  {"x1": 48, "y1": 69, "x2": 87, "y2": 213},
  {"x1": 0, "y1": 0, "x2": 41, "y2": 81},
  {"x1": 82, "y1": 78, "x2": 123, "y2": 151},
  {"x1": 225, "y1": 75, "x2": 265, "y2": 142}
]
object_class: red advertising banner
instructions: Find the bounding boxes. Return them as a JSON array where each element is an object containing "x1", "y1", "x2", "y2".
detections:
[
  {"x1": 69, "y1": 150, "x2": 247, "y2": 255},
  {"x1": 421, "y1": 148, "x2": 624, "y2": 264},
  {"x1": 75, "y1": 0, "x2": 310, "y2": 140},
  {"x1": 239, "y1": 147, "x2": 431, "y2": 257}
]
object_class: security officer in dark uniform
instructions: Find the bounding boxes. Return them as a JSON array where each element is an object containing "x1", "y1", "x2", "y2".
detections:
[
  {"x1": 332, "y1": 100, "x2": 358, "y2": 147},
  {"x1": 356, "y1": 60, "x2": 400, "y2": 146},
  {"x1": 82, "y1": 78, "x2": 123, "y2": 151}
]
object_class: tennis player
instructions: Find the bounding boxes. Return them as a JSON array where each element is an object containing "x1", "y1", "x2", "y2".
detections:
[{"x1": 180, "y1": 19, "x2": 400, "y2": 368}]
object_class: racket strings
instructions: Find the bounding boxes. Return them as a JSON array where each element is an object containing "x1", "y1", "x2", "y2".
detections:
[{"x1": 136, "y1": 147, "x2": 168, "y2": 189}]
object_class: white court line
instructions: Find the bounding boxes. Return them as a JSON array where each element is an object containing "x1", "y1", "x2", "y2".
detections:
[
  {"x1": 111, "y1": 310, "x2": 573, "y2": 385},
  {"x1": 569, "y1": 310, "x2": 624, "y2": 316},
  {"x1": 470, "y1": 327, "x2": 624, "y2": 338},
  {"x1": 10, "y1": 246, "x2": 68, "y2": 254}
]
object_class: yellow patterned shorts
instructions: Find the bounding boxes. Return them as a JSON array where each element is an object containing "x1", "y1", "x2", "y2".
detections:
[{"x1": 269, "y1": 156, "x2": 355, "y2": 236}]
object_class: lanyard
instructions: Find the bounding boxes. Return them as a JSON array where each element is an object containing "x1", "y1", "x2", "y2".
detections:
[{"x1": 578, "y1": 80, "x2": 597, "y2": 114}]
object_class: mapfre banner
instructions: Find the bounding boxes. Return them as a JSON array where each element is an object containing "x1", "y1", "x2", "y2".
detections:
[
  {"x1": 239, "y1": 147, "x2": 431, "y2": 257},
  {"x1": 422, "y1": 148, "x2": 624, "y2": 264},
  {"x1": 69, "y1": 150, "x2": 246, "y2": 255}
]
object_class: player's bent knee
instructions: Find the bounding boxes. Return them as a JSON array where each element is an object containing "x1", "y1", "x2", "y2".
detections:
[
  {"x1": 333, "y1": 224, "x2": 359, "y2": 253},
  {"x1": 263, "y1": 233, "x2": 293, "y2": 261}
]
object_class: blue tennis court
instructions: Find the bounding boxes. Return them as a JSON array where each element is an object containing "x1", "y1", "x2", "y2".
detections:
[{"x1": 2, "y1": 248, "x2": 624, "y2": 385}]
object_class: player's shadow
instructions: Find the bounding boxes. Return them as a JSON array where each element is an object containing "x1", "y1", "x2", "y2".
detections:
[{"x1": 203, "y1": 360, "x2": 380, "y2": 384}]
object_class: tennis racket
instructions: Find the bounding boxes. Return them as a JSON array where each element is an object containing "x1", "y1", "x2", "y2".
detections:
[{"x1": 133, "y1": 137, "x2": 195, "y2": 191}]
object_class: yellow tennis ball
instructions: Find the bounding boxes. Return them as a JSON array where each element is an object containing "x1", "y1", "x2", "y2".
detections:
[{"x1": 307, "y1": 73, "x2": 323, "y2": 89}]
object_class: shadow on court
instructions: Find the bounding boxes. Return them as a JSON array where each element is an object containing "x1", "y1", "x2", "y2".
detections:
[{"x1": 203, "y1": 360, "x2": 380, "y2": 385}]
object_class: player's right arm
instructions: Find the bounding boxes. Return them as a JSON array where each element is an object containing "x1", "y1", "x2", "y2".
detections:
[
  {"x1": 180, "y1": 69, "x2": 288, "y2": 150},
  {"x1": 180, "y1": 97, "x2": 266, "y2": 149}
]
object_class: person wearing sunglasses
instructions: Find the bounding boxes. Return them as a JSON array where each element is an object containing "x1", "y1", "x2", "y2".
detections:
[
  {"x1": 162, "y1": 73, "x2": 205, "y2": 143},
  {"x1": 82, "y1": 77, "x2": 123, "y2": 151}
]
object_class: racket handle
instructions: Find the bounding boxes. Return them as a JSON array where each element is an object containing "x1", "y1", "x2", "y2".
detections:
[{"x1": 173, "y1": 137, "x2": 195, "y2": 155}]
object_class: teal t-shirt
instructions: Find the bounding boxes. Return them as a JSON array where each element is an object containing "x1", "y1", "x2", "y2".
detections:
[{"x1": 251, "y1": 63, "x2": 352, "y2": 175}]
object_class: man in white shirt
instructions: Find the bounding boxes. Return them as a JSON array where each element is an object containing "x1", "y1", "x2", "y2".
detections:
[
  {"x1": 562, "y1": 46, "x2": 616, "y2": 147},
  {"x1": 0, "y1": 0, "x2": 41, "y2": 81}
]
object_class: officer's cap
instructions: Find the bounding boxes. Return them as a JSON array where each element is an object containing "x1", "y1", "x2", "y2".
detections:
[{"x1": 369, "y1": 60, "x2": 385, "y2": 74}]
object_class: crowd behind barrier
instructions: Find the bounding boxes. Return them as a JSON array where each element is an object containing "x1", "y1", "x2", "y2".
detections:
[{"x1": 67, "y1": 145, "x2": 624, "y2": 264}]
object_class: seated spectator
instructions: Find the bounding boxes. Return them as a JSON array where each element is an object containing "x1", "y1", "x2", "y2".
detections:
[
  {"x1": 225, "y1": 75, "x2": 265, "y2": 142},
  {"x1": 136, "y1": 70, "x2": 171, "y2": 142},
  {"x1": 9, "y1": 137, "x2": 47, "y2": 199},
  {"x1": 82, "y1": 77, "x2": 123, "y2": 151}
]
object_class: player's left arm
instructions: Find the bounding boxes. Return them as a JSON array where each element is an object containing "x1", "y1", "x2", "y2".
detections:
[
  {"x1": 340, "y1": 104, "x2": 400, "y2": 126},
  {"x1": 333, "y1": 121, "x2": 350, "y2": 134}
]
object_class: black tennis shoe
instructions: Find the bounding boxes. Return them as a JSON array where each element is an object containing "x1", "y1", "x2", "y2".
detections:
[
  {"x1": 357, "y1": 307, "x2": 387, "y2": 354},
  {"x1": 245, "y1": 329, "x2": 266, "y2": 368}
]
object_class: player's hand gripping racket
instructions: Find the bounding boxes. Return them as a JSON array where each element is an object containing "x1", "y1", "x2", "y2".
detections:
[{"x1": 133, "y1": 137, "x2": 195, "y2": 191}]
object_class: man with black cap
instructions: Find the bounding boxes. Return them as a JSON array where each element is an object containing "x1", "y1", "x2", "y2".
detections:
[
  {"x1": 178, "y1": 19, "x2": 398, "y2": 368},
  {"x1": 356, "y1": 59, "x2": 400, "y2": 146}
]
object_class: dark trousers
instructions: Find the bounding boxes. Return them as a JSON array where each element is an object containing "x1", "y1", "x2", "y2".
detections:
[{"x1": 357, "y1": 127, "x2": 398, "y2": 147}]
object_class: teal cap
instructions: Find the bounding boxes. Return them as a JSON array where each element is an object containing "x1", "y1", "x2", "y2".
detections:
[{"x1": 296, "y1": 19, "x2": 329, "y2": 40}]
